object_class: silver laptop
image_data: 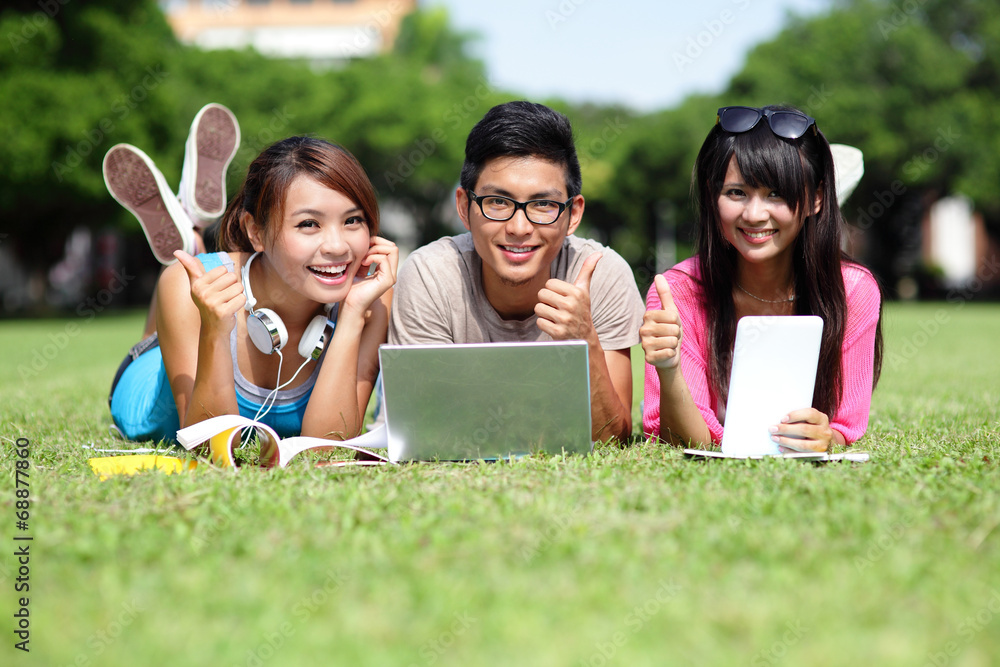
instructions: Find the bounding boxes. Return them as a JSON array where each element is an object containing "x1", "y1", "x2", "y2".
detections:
[{"x1": 378, "y1": 341, "x2": 593, "y2": 462}]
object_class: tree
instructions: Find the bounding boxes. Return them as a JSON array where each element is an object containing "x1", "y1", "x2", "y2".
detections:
[
  {"x1": 598, "y1": 97, "x2": 718, "y2": 293},
  {"x1": 594, "y1": 0, "x2": 1000, "y2": 295},
  {"x1": 313, "y1": 8, "x2": 500, "y2": 246},
  {"x1": 0, "y1": 2, "x2": 500, "y2": 309},
  {"x1": 723, "y1": 0, "x2": 1000, "y2": 290},
  {"x1": 0, "y1": 0, "x2": 184, "y2": 271}
]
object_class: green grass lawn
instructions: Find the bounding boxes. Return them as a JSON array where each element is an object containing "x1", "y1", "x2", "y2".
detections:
[{"x1": 1, "y1": 303, "x2": 998, "y2": 666}]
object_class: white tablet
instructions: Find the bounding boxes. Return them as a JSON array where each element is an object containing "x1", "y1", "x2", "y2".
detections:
[{"x1": 720, "y1": 316, "x2": 824, "y2": 457}]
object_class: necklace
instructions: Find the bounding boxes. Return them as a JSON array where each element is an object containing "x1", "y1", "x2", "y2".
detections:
[{"x1": 736, "y1": 282, "x2": 795, "y2": 304}]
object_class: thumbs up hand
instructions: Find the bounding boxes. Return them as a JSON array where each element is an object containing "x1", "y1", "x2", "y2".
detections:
[
  {"x1": 174, "y1": 249, "x2": 246, "y2": 336},
  {"x1": 572, "y1": 251, "x2": 601, "y2": 293},
  {"x1": 640, "y1": 274, "x2": 682, "y2": 370},
  {"x1": 535, "y1": 252, "x2": 602, "y2": 342}
]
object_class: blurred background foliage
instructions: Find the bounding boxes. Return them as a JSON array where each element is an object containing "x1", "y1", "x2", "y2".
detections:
[{"x1": 1, "y1": 0, "x2": 999, "y2": 312}]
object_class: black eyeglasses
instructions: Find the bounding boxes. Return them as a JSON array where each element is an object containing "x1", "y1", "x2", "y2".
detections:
[
  {"x1": 467, "y1": 191, "x2": 574, "y2": 225},
  {"x1": 716, "y1": 106, "x2": 817, "y2": 139}
]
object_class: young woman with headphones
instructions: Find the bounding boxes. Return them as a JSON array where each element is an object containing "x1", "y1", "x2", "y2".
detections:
[{"x1": 109, "y1": 136, "x2": 397, "y2": 442}]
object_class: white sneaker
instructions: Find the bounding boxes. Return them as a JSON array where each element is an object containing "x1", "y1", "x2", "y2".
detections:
[
  {"x1": 178, "y1": 103, "x2": 241, "y2": 229},
  {"x1": 103, "y1": 144, "x2": 196, "y2": 265}
]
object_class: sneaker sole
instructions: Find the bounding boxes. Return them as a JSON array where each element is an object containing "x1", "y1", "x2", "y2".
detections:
[
  {"x1": 104, "y1": 145, "x2": 191, "y2": 265},
  {"x1": 192, "y1": 105, "x2": 240, "y2": 218}
]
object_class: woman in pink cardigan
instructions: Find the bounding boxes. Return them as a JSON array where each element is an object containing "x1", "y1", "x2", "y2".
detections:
[{"x1": 641, "y1": 105, "x2": 883, "y2": 451}]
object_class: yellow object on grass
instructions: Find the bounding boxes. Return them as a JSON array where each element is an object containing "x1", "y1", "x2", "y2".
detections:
[
  {"x1": 209, "y1": 426, "x2": 243, "y2": 467},
  {"x1": 88, "y1": 455, "x2": 198, "y2": 480}
]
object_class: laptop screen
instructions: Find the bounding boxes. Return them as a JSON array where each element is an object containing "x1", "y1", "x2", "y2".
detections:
[{"x1": 378, "y1": 341, "x2": 593, "y2": 462}]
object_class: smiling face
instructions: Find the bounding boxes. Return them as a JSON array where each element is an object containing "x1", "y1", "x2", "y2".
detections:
[
  {"x1": 248, "y1": 174, "x2": 371, "y2": 308},
  {"x1": 717, "y1": 156, "x2": 817, "y2": 272},
  {"x1": 457, "y1": 155, "x2": 583, "y2": 312}
]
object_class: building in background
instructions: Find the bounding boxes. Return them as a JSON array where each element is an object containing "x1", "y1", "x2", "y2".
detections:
[{"x1": 160, "y1": 0, "x2": 417, "y2": 63}]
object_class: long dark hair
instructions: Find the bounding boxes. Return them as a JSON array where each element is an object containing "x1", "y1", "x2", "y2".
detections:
[
  {"x1": 218, "y1": 136, "x2": 379, "y2": 251},
  {"x1": 691, "y1": 105, "x2": 882, "y2": 417}
]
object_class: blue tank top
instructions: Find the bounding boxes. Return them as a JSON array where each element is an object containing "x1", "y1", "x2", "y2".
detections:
[{"x1": 199, "y1": 252, "x2": 331, "y2": 438}]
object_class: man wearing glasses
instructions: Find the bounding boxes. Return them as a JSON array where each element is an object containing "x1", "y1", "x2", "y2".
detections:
[{"x1": 388, "y1": 101, "x2": 644, "y2": 442}]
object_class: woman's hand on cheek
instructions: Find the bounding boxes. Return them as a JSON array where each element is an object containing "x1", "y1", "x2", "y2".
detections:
[
  {"x1": 769, "y1": 408, "x2": 834, "y2": 453},
  {"x1": 175, "y1": 250, "x2": 246, "y2": 335},
  {"x1": 342, "y1": 236, "x2": 398, "y2": 316}
]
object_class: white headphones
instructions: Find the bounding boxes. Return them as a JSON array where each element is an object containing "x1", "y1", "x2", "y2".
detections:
[{"x1": 241, "y1": 252, "x2": 335, "y2": 360}]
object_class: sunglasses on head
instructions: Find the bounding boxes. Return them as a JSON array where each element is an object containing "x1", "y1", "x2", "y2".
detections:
[{"x1": 716, "y1": 106, "x2": 817, "y2": 140}]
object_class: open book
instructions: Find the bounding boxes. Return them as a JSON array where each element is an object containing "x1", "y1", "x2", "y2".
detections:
[{"x1": 175, "y1": 415, "x2": 390, "y2": 468}]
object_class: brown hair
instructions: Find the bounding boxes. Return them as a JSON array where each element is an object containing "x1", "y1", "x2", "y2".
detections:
[{"x1": 218, "y1": 136, "x2": 379, "y2": 251}]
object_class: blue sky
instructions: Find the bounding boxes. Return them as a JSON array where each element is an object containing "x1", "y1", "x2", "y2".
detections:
[{"x1": 422, "y1": 0, "x2": 832, "y2": 112}]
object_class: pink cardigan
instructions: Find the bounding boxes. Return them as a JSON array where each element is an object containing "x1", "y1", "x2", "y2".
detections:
[{"x1": 642, "y1": 257, "x2": 881, "y2": 444}]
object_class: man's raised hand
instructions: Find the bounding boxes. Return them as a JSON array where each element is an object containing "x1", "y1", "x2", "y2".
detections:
[{"x1": 534, "y1": 253, "x2": 602, "y2": 342}]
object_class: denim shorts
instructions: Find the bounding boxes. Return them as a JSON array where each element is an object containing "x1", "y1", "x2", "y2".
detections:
[{"x1": 108, "y1": 334, "x2": 181, "y2": 442}]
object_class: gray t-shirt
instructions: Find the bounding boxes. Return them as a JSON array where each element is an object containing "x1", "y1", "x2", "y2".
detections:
[{"x1": 388, "y1": 232, "x2": 644, "y2": 350}]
